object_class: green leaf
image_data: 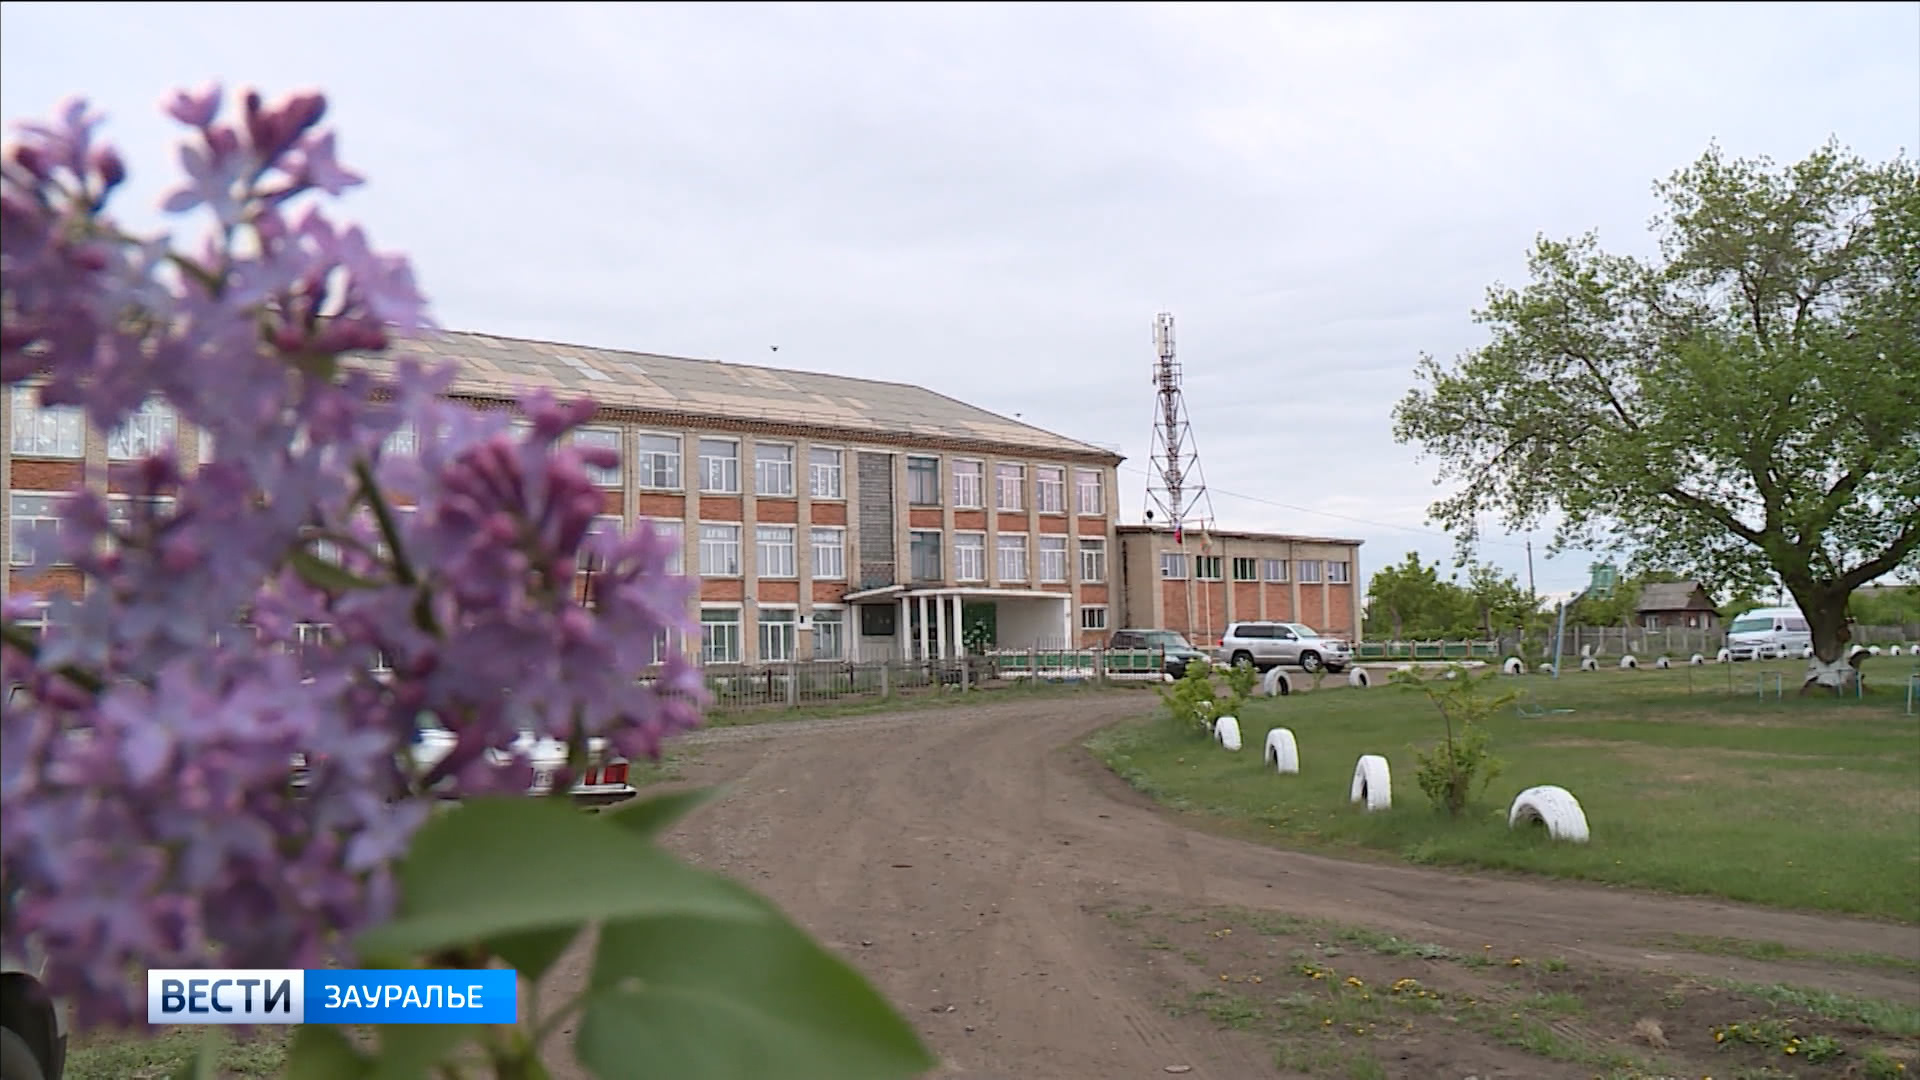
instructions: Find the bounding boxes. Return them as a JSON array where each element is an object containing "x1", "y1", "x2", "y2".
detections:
[
  {"x1": 366, "y1": 1024, "x2": 484, "y2": 1080},
  {"x1": 574, "y1": 878, "x2": 936, "y2": 1080},
  {"x1": 355, "y1": 797, "x2": 764, "y2": 963},
  {"x1": 289, "y1": 547, "x2": 383, "y2": 592},
  {"x1": 603, "y1": 785, "x2": 721, "y2": 840},
  {"x1": 486, "y1": 924, "x2": 582, "y2": 984},
  {"x1": 164, "y1": 1030, "x2": 222, "y2": 1080},
  {"x1": 284, "y1": 1025, "x2": 371, "y2": 1080}
]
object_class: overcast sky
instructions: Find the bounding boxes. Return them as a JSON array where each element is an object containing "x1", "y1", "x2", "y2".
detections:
[{"x1": 4, "y1": 1, "x2": 1915, "y2": 600}]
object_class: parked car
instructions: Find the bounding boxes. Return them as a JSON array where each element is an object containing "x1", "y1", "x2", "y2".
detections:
[
  {"x1": 1106, "y1": 629, "x2": 1211, "y2": 678},
  {"x1": 290, "y1": 721, "x2": 640, "y2": 806},
  {"x1": 1216, "y1": 621, "x2": 1351, "y2": 674},
  {"x1": 1725, "y1": 606, "x2": 1811, "y2": 661},
  {"x1": 0, "y1": 946, "x2": 65, "y2": 1080}
]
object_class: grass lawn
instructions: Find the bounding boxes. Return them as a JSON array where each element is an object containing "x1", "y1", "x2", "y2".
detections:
[
  {"x1": 706, "y1": 677, "x2": 1142, "y2": 727},
  {"x1": 65, "y1": 1027, "x2": 289, "y2": 1080},
  {"x1": 1087, "y1": 658, "x2": 1920, "y2": 922}
]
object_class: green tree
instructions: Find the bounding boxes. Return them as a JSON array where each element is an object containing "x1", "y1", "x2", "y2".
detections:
[
  {"x1": 1463, "y1": 559, "x2": 1532, "y2": 638},
  {"x1": 1851, "y1": 583, "x2": 1920, "y2": 627},
  {"x1": 1392, "y1": 141, "x2": 1920, "y2": 690},
  {"x1": 1365, "y1": 552, "x2": 1480, "y2": 639}
]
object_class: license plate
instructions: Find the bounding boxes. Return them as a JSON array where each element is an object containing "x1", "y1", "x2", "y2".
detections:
[{"x1": 531, "y1": 769, "x2": 553, "y2": 790}]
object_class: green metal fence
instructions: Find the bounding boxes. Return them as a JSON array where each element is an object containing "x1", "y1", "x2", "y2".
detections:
[{"x1": 1352, "y1": 640, "x2": 1501, "y2": 661}]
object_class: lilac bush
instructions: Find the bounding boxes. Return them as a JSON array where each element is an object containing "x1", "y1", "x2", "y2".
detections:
[{"x1": 0, "y1": 86, "x2": 706, "y2": 1030}]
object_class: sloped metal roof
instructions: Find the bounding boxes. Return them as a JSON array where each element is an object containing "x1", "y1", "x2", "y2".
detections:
[
  {"x1": 350, "y1": 329, "x2": 1118, "y2": 461},
  {"x1": 1637, "y1": 581, "x2": 1714, "y2": 611}
]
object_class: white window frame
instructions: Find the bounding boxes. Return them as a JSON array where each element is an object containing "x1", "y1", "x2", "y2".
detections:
[
  {"x1": 953, "y1": 532, "x2": 986, "y2": 582},
  {"x1": 754, "y1": 442, "x2": 795, "y2": 497},
  {"x1": 952, "y1": 458, "x2": 985, "y2": 509},
  {"x1": 994, "y1": 463, "x2": 1025, "y2": 512},
  {"x1": 1079, "y1": 538, "x2": 1106, "y2": 583},
  {"x1": 700, "y1": 607, "x2": 742, "y2": 664},
  {"x1": 997, "y1": 533, "x2": 1028, "y2": 583},
  {"x1": 383, "y1": 422, "x2": 418, "y2": 459},
  {"x1": 756, "y1": 524, "x2": 797, "y2": 578},
  {"x1": 107, "y1": 398, "x2": 179, "y2": 461},
  {"x1": 1080, "y1": 605, "x2": 1108, "y2": 632},
  {"x1": 9, "y1": 386, "x2": 83, "y2": 459},
  {"x1": 811, "y1": 606, "x2": 846, "y2": 660},
  {"x1": 1037, "y1": 535, "x2": 1068, "y2": 582},
  {"x1": 1160, "y1": 552, "x2": 1187, "y2": 579},
  {"x1": 10, "y1": 598, "x2": 55, "y2": 640},
  {"x1": 699, "y1": 437, "x2": 740, "y2": 494},
  {"x1": 571, "y1": 426, "x2": 623, "y2": 488},
  {"x1": 1326, "y1": 560, "x2": 1350, "y2": 584},
  {"x1": 698, "y1": 522, "x2": 742, "y2": 577},
  {"x1": 808, "y1": 446, "x2": 844, "y2": 500},
  {"x1": 1195, "y1": 555, "x2": 1223, "y2": 581},
  {"x1": 906, "y1": 455, "x2": 941, "y2": 506},
  {"x1": 576, "y1": 513, "x2": 625, "y2": 607},
  {"x1": 1035, "y1": 466, "x2": 1065, "y2": 514},
  {"x1": 1075, "y1": 468, "x2": 1103, "y2": 516},
  {"x1": 642, "y1": 517, "x2": 685, "y2": 575},
  {"x1": 1232, "y1": 556, "x2": 1259, "y2": 582},
  {"x1": 810, "y1": 526, "x2": 846, "y2": 580},
  {"x1": 1263, "y1": 558, "x2": 1289, "y2": 583},
  {"x1": 909, "y1": 529, "x2": 943, "y2": 582},
  {"x1": 8, "y1": 492, "x2": 72, "y2": 568},
  {"x1": 1298, "y1": 559, "x2": 1322, "y2": 584},
  {"x1": 757, "y1": 607, "x2": 798, "y2": 663},
  {"x1": 636, "y1": 432, "x2": 683, "y2": 490}
]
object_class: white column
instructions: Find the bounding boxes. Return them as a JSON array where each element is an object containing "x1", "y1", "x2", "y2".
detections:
[
  {"x1": 918, "y1": 594, "x2": 932, "y2": 660},
  {"x1": 934, "y1": 592, "x2": 950, "y2": 659},
  {"x1": 1061, "y1": 599, "x2": 1072, "y2": 648},
  {"x1": 952, "y1": 595, "x2": 965, "y2": 657},
  {"x1": 897, "y1": 595, "x2": 909, "y2": 660}
]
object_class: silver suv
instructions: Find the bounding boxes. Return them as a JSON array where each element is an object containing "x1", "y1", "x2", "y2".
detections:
[{"x1": 1217, "y1": 621, "x2": 1351, "y2": 674}]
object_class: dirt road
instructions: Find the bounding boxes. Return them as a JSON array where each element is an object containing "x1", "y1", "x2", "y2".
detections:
[{"x1": 539, "y1": 692, "x2": 1920, "y2": 1080}]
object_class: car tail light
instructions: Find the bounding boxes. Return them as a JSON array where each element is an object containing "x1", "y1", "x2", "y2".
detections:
[
  {"x1": 582, "y1": 767, "x2": 600, "y2": 786},
  {"x1": 602, "y1": 762, "x2": 629, "y2": 785}
]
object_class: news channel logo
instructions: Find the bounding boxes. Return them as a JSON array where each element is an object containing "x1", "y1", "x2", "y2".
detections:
[{"x1": 147, "y1": 969, "x2": 518, "y2": 1025}]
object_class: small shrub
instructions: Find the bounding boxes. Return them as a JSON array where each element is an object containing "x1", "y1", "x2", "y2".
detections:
[
  {"x1": 1222, "y1": 661, "x2": 1259, "y2": 714},
  {"x1": 1160, "y1": 659, "x2": 1222, "y2": 737},
  {"x1": 1392, "y1": 663, "x2": 1513, "y2": 816}
]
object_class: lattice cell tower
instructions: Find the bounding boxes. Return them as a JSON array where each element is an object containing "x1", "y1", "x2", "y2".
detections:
[
  {"x1": 1143, "y1": 312, "x2": 1216, "y2": 542},
  {"x1": 1143, "y1": 313, "x2": 1219, "y2": 641}
]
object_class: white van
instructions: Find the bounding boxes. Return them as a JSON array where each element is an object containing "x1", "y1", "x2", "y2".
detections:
[{"x1": 1725, "y1": 606, "x2": 1811, "y2": 661}]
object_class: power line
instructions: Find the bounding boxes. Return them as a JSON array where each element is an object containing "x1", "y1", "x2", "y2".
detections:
[{"x1": 1114, "y1": 463, "x2": 1543, "y2": 552}]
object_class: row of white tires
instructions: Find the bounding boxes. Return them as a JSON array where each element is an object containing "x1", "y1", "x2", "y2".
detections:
[
  {"x1": 1259, "y1": 667, "x2": 1373, "y2": 697},
  {"x1": 1214, "y1": 722, "x2": 1589, "y2": 842}
]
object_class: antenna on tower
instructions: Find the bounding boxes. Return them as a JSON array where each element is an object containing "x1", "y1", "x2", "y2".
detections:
[
  {"x1": 1143, "y1": 312, "x2": 1216, "y2": 542},
  {"x1": 1143, "y1": 312, "x2": 1220, "y2": 643}
]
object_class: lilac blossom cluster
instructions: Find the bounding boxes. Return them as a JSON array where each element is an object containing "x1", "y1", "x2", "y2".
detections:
[{"x1": 0, "y1": 86, "x2": 703, "y2": 1028}]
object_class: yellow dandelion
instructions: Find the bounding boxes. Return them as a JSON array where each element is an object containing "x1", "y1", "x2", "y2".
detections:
[
  {"x1": 1252, "y1": 976, "x2": 1262, "y2": 984},
  {"x1": 1508, "y1": 957, "x2": 1525, "y2": 967},
  {"x1": 1322, "y1": 1018, "x2": 1332, "y2": 1026},
  {"x1": 1345, "y1": 976, "x2": 1365, "y2": 988},
  {"x1": 1220, "y1": 974, "x2": 1229, "y2": 981},
  {"x1": 1714, "y1": 1032, "x2": 1725, "y2": 1043},
  {"x1": 1784, "y1": 1046, "x2": 1797, "y2": 1055}
]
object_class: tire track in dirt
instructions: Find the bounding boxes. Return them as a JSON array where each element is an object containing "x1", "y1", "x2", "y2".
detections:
[{"x1": 538, "y1": 693, "x2": 1919, "y2": 1080}]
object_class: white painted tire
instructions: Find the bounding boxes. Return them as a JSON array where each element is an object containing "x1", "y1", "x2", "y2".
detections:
[
  {"x1": 1347, "y1": 667, "x2": 1370, "y2": 688},
  {"x1": 1690, "y1": 653, "x2": 1704, "y2": 665},
  {"x1": 1580, "y1": 657, "x2": 1598, "y2": 672},
  {"x1": 1350, "y1": 755, "x2": 1391, "y2": 813},
  {"x1": 1502, "y1": 657, "x2": 1526, "y2": 675},
  {"x1": 1891, "y1": 645, "x2": 1904, "y2": 656},
  {"x1": 1849, "y1": 645, "x2": 1870, "y2": 661},
  {"x1": 1619, "y1": 655, "x2": 1637, "y2": 670},
  {"x1": 1395, "y1": 664, "x2": 1414, "y2": 674},
  {"x1": 1508, "y1": 785, "x2": 1591, "y2": 843},
  {"x1": 1263, "y1": 668, "x2": 1291, "y2": 697},
  {"x1": 1655, "y1": 656, "x2": 1671, "y2": 669},
  {"x1": 1214, "y1": 715, "x2": 1242, "y2": 752},
  {"x1": 1802, "y1": 645, "x2": 1815, "y2": 658},
  {"x1": 1263, "y1": 727, "x2": 1300, "y2": 774},
  {"x1": 1868, "y1": 645, "x2": 1883, "y2": 656},
  {"x1": 1716, "y1": 648, "x2": 1731, "y2": 663}
]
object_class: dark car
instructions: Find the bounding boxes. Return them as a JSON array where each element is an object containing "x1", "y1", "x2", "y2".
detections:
[{"x1": 1107, "y1": 628, "x2": 1211, "y2": 679}]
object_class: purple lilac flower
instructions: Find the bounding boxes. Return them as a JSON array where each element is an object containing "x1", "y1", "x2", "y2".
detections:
[{"x1": 1, "y1": 86, "x2": 705, "y2": 1029}]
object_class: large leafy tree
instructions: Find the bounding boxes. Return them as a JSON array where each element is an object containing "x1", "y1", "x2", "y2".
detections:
[{"x1": 1393, "y1": 141, "x2": 1920, "y2": 689}]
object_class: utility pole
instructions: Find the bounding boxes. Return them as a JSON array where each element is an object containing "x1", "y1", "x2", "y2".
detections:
[{"x1": 1525, "y1": 539, "x2": 1537, "y2": 603}]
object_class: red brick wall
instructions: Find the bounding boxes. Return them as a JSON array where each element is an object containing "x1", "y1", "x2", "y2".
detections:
[
  {"x1": 7, "y1": 566, "x2": 83, "y2": 598},
  {"x1": 909, "y1": 508, "x2": 942, "y2": 529},
  {"x1": 1264, "y1": 585, "x2": 1294, "y2": 622},
  {"x1": 1077, "y1": 516, "x2": 1109, "y2": 537},
  {"x1": 698, "y1": 496, "x2": 743, "y2": 521},
  {"x1": 1038, "y1": 517, "x2": 1068, "y2": 534},
  {"x1": 1328, "y1": 585, "x2": 1356, "y2": 639},
  {"x1": 757, "y1": 499, "x2": 798, "y2": 524},
  {"x1": 812, "y1": 581, "x2": 848, "y2": 604},
  {"x1": 953, "y1": 510, "x2": 986, "y2": 531},
  {"x1": 996, "y1": 512, "x2": 1027, "y2": 534},
  {"x1": 597, "y1": 489, "x2": 624, "y2": 516},
  {"x1": 1299, "y1": 589, "x2": 1326, "y2": 629},
  {"x1": 1232, "y1": 583, "x2": 1260, "y2": 622},
  {"x1": 635, "y1": 493, "x2": 684, "y2": 518},
  {"x1": 699, "y1": 578, "x2": 744, "y2": 601},
  {"x1": 758, "y1": 580, "x2": 799, "y2": 603},
  {"x1": 10, "y1": 460, "x2": 81, "y2": 491},
  {"x1": 1080, "y1": 584, "x2": 1108, "y2": 605},
  {"x1": 811, "y1": 502, "x2": 847, "y2": 526}
]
